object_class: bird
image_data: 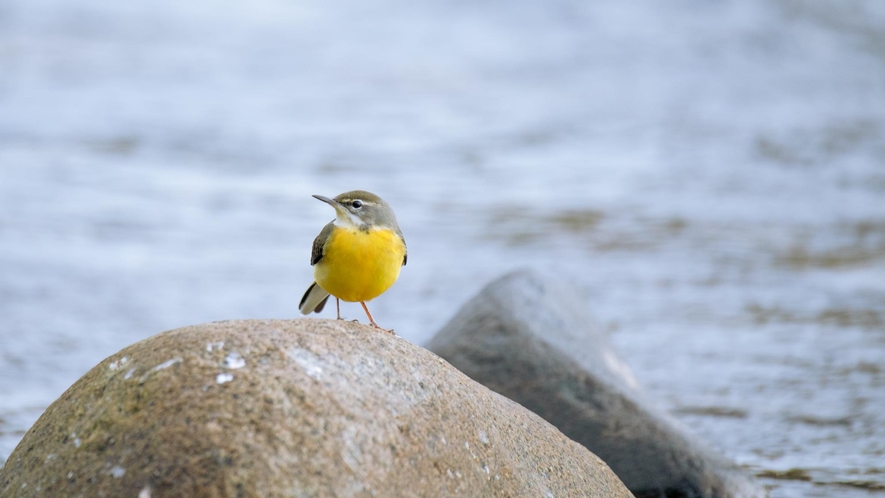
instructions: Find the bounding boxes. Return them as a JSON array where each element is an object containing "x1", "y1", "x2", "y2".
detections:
[{"x1": 298, "y1": 190, "x2": 407, "y2": 331}]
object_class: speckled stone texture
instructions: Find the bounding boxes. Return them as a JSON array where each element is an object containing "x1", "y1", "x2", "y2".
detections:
[
  {"x1": 0, "y1": 319, "x2": 631, "y2": 498},
  {"x1": 427, "y1": 270, "x2": 767, "y2": 498}
]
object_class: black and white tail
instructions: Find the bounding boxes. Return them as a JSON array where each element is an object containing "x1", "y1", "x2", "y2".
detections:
[{"x1": 299, "y1": 281, "x2": 331, "y2": 314}]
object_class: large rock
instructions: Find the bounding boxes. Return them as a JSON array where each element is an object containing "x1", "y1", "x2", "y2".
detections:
[
  {"x1": 0, "y1": 319, "x2": 631, "y2": 498},
  {"x1": 427, "y1": 270, "x2": 766, "y2": 498}
]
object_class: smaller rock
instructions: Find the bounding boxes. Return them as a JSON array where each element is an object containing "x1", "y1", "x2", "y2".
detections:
[{"x1": 427, "y1": 270, "x2": 767, "y2": 498}]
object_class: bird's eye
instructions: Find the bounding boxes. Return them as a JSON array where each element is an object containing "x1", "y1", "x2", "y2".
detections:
[{"x1": 352, "y1": 200, "x2": 363, "y2": 209}]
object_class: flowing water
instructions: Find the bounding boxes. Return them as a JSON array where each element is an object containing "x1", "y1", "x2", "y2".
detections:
[{"x1": 1, "y1": 0, "x2": 884, "y2": 496}]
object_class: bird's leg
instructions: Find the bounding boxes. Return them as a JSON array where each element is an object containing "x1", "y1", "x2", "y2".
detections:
[
  {"x1": 360, "y1": 301, "x2": 393, "y2": 333},
  {"x1": 336, "y1": 298, "x2": 342, "y2": 320}
]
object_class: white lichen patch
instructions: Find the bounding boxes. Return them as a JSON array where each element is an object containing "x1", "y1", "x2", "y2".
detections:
[
  {"x1": 139, "y1": 486, "x2": 151, "y2": 498},
  {"x1": 206, "y1": 341, "x2": 224, "y2": 352},
  {"x1": 478, "y1": 430, "x2": 489, "y2": 445},
  {"x1": 224, "y1": 351, "x2": 246, "y2": 369},
  {"x1": 124, "y1": 368, "x2": 136, "y2": 380},
  {"x1": 340, "y1": 426, "x2": 362, "y2": 472},
  {"x1": 108, "y1": 356, "x2": 129, "y2": 371},
  {"x1": 152, "y1": 358, "x2": 181, "y2": 371},
  {"x1": 216, "y1": 373, "x2": 234, "y2": 384},
  {"x1": 286, "y1": 347, "x2": 324, "y2": 380},
  {"x1": 110, "y1": 465, "x2": 125, "y2": 478}
]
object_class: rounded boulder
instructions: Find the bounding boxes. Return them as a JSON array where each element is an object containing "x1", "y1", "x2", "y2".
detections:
[{"x1": 1, "y1": 319, "x2": 631, "y2": 498}]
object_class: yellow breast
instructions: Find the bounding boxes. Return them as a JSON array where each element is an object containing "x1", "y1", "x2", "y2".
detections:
[{"x1": 314, "y1": 226, "x2": 406, "y2": 303}]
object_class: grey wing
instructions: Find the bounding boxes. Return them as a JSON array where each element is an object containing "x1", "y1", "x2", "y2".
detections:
[
  {"x1": 397, "y1": 226, "x2": 408, "y2": 266},
  {"x1": 311, "y1": 222, "x2": 335, "y2": 266}
]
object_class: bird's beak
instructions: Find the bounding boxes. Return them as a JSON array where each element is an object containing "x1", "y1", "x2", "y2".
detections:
[
  {"x1": 313, "y1": 195, "x2": 348, "y2": 217},
  {"x1": 312, "y1": 194, "x2": 338, "y2": 207}
]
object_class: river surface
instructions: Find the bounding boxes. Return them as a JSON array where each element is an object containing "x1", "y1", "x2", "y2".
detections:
[{"x1": 1, "y1": 0, "x2": 884, "y2": 496}]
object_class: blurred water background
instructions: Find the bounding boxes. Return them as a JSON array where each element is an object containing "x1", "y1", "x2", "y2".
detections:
[{"x1": 1, "y1": 0, "x2": 884, "y2": 495}]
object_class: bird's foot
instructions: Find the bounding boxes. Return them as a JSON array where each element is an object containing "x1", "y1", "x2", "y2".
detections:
[{"x1": 369, "y1": 322, "x2": 395, "y2": 334}]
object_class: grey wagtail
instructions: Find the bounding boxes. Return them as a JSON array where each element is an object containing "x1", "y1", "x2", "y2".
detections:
[{"x1": 298, "y1": 190, "x2": 407, "y2": 331}]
